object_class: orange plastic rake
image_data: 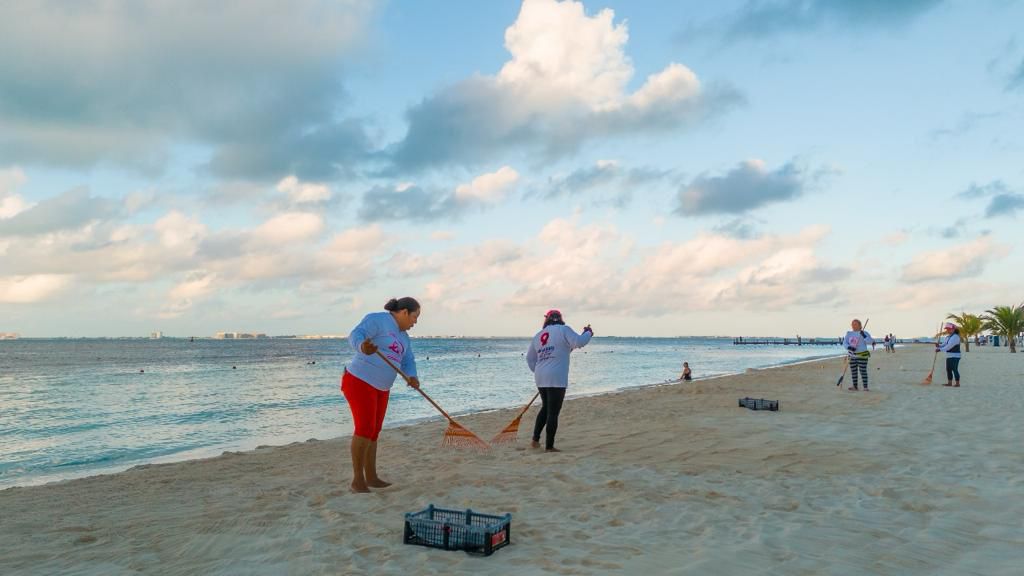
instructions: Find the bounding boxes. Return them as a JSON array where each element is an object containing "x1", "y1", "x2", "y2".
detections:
[
  {"x1": 374, "y1": 350, "x2": 490, "y2": 450},
  {"x1": 491, "y1": 391, "x2": 540, "y2": 445},
  {"x1": 922, "y1": 322, "x2": 942, "y2": 385}
]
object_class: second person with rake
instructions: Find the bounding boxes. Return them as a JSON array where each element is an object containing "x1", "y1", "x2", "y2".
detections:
[{"x1": 526, "y1": 310, "x2": 593, "y2": 452}]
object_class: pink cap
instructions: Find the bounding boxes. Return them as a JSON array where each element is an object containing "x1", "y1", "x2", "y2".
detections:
[
  {"x1": 544, "y1": 309, "x2": 562, "y2": 318},
  {"x1": 944, "y1": 322, "x2": 956, "y2": 330}
]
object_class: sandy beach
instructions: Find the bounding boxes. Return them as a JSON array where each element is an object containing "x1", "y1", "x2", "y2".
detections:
[{"x1": 1, "y1": 344, "x2": 1022, "y2": 575}]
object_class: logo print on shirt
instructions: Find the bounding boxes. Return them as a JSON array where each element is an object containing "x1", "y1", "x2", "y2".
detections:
[
  {"x1": 387, "y1": 333, "x2": 404, "y2": 360},
  {"x1": 540, "y1": 332, "x2": 549, "y2": 346}
]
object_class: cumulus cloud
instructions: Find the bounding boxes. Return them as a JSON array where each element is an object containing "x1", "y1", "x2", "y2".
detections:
[
  {"x1": 675, "y1": 159, "x2": 804, "y2": 216},
  {"x1": 716, "y1": 0, "x2": 945, "y2": 42},
  {"x1": 359, "y1": 166, "x2": 520, "y2": 221},
  {"x1": 901, "y1": 237, "x2": 1010, "y2": 283},
  {"x1": 0, "y1": 187, "x2": 120, "y2": 237},
  {"x1": 536, "y1": 161, "x2": 671, "y2": 206},
  {"x1": 388, "y1": 0, "x2": 738, "y2": 171},
  {"x1": 276, "y1": 176, "x2": 332, "y2": 205},
  {"x1": 985, "y1": 193, "x2": 1024, "y2": 218},
  {"x1": 0, "y1": 1, "x2": 376, "y2": 180},
  {"x1": 0, "y1": 167, "x2": 30, "y2": 219},
  {"x1": 0, "y1": 274, "x2": 71, "y2": 303},
  {"x1": 454, "y1": 166, "x2": 520, "y2": 203},
  {"x1": 416, "y1": 219, "x2": 847, "y2": 315},
  {"x1": 956, "y1": 179, "x2": 1024, "y2": 219}
]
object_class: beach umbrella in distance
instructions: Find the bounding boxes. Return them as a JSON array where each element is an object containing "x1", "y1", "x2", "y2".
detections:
[
  {"x1": 491, "y1": 392, "x2": 539, "y2": 444},
  {"x1": 836, "y1": 318, "x2": 869, "y2": 387},
  {"x1": 374, "y1": 350, "x2": 491, "y2": 450}
]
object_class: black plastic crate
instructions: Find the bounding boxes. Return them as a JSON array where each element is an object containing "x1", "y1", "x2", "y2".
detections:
[
  {"x1": 404, "y1": 505, "x2": 512, "y2": 556},
  {"x1": 739, "y1": 397, "x2": 779, "y2": 411}
]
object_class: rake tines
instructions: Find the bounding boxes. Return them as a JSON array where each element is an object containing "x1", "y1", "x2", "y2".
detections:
[
  {"x1": 491, "y1": 392, "x2": 539, "y2": 445},
  {"x1": 373, "y1": 350, "x2": 490, "y2": 450},
  {"x1": 441, "y1": 420, "x2": 491, "y2": 450}
]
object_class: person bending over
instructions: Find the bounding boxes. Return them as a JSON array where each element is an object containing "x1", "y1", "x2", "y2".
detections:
[{"x1": 342, "y1": 297, "x2": 421, "y2": 493}]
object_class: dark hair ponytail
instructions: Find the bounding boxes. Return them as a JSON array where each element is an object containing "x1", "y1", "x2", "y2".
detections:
[{"x1": 384, "y1": 297, "x2": 420, "y2": 313}]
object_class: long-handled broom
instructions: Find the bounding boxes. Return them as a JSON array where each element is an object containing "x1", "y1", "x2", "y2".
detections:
[
  {"x1": 491, "y1": 391, "x2": 540, "y2": 445},
  {"x1": 922, "y1": 322, "x2": 942, "y2": 385},
  {"x1": 374, "y1": 350, "x2": 490, "y2": 449},
  {"x1": 836, "y1": 318, "x2": 869, "y2": 387}
]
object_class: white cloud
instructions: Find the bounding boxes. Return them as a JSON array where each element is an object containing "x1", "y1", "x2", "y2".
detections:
[
  {"x1": 153, "y1": 211, "x2": 207, "y2": 253},
  {"x1": 0, "y1": 274, "x2": 71, "y2": 303},
  {"x1": 253, "y1": 212, "x2": 324, "y2": 244},
  {"x1": 901, "y1": 237, "x2": 1011, "y2": 283},
  {"x1": 454, "y1": 166, "x2": 520, "y2": 203},
  {"x1": 390, "y1": 0, "x2": 736, "y2": 170},
  {"x1": 276, "y1": 175, "x2": 332, "y2": 204},
  {"x1": 0, "y1": 167, "x2": 30, "y2": 219},
  {"x1": 414, "y1": 219, "x2": 846, "y2": 316}
]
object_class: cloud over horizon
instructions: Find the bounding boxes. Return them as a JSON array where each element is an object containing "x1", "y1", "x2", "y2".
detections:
[{"x1": 387, "y1": 0, "x2": 740, "y2": 172}]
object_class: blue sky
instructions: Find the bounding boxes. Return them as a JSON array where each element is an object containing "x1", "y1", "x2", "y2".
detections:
[{"x1": 1, "y1": 0, "x2": 1022, "y2": 337}]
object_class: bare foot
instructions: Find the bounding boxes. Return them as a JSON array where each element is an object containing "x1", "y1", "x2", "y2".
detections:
[
  {"x1": 545, "y1": 447, "x2": 562, "y2": 453},
  {"x1": 350, "y1": 481, "x2": 371, "y2": 493},
  {"x1": 530, "y1": 440, "x2": 540, "y2": 449},
  {"x1": 366, "y1": 478, "x2": 392, "y2": 488}
]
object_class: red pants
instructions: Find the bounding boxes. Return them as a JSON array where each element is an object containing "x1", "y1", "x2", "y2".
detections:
[{"x1": 341, "y1": 371, "x2": 390, "y2": 441}]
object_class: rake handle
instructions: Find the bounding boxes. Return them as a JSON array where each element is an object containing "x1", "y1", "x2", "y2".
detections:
[
  {"x1": 516, "y1": 391, "x2": 540, "y2": 421},
  {"x1": 374, "y1": 349, "x2": 453, "y2": 421}
]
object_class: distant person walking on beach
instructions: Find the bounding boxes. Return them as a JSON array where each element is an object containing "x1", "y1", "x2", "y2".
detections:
[
  {"x1": 680, "y1": 362, "x2": 692, "y2": 381},
  {"x1": 526, "y1": 310, "x2": 593, "y2": 452},
  {"x1": 843, "y1": 319, "x2": 874, "y2": 391},
  {"x1": 343, "y1": 297, "x2": 421, "y2": 493},
  {"x1": 937, "y1": 322, "x2": 962, "y2": 387}
]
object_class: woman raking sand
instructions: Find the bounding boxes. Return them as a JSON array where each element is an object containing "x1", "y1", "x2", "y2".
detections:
[
  {"x1": 937, "y1": 322, "x2": 962, "y2": 387},
  {"x1": 342, "y1": 297, "x2": 421, "y2": 493},
  {"x1": 526, "y1": 310, "x2": 593, "y2": 452}
]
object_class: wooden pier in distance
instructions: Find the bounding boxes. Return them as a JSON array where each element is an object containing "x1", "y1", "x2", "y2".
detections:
[{"x1": 732, "y1": 337, "x2": 840, "y2": 346}]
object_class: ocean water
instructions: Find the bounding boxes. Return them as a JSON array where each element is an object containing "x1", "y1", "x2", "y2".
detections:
[{"x1": 0, "y1": 337, "x2": 842, "y2": 488}]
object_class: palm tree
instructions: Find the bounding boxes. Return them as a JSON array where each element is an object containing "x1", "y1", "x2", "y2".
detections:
[
  {"x1": 982, "y1": 304, "x2": 1024, "y2": 353},
  {"x1": 945, "y1": 312, "x2": 983, "y2": 352}
]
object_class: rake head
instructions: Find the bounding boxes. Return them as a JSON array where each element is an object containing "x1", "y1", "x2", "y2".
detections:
[
  {"x1": 440, "y1": 420, "x2": 491, "y2": 450},
  {"x1": 490, "y1": 415, "x2": 526, "y2": 445},
  {"x1": 921, "y1": 371, "x2": 933, "y2": 385}
]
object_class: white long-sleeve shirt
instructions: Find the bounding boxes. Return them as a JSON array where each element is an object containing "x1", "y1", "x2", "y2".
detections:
[
  {"x1": 938, "y1": 333, "x2": 962, "y2": 358},
  {"x1": 843, "y1": 330, "x2": 874, "y2": 357},
  {"x1": 526, "y1": 324, "x2": 592, "y2": 388},
  {"x1": 347, "y1": 312, "x2": 417, "y2": 391}
]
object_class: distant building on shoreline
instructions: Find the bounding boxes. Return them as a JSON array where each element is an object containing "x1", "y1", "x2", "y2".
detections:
[
  {"x1": 214, "y1": 332, "x2": 268, "y2": 339},
  {"x1": 0, "y1": 332, "x2": 19, "y2": 340},
  {"x1": 150, "y1": 331, "x2": 163, "y2": 339}
]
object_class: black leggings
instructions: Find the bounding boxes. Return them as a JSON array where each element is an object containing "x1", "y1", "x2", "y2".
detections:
[
  {"x1": 533, "y1": 387, "x2": 566, "y2": 450},
  {"x1": 945, "y1": 357, "x2": 961, "y2": 382}
]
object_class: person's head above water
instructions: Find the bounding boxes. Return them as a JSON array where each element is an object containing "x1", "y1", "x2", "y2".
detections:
[
  {"x1": 385, "y1": 297, "x2": 420, "y2": 331},
  {"x1": 543, "y1": 309, "x2": 565, "y2": 327},
  {"x1": 851, "y1": 319, "x2": 863, "y2": 331}
]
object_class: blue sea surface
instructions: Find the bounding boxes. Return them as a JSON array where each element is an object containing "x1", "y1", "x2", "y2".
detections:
[{"x1": 0, "y1": 337, "x2": 841, "y2": 488}]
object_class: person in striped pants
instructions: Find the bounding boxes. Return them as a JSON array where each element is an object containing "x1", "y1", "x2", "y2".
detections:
[{"x1": 843, "y1": 319, "x2": 874, "y2": 391}]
